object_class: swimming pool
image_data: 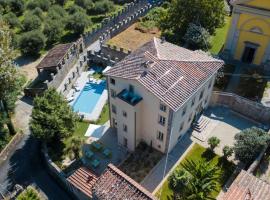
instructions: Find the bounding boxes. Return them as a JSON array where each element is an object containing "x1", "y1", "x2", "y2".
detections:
[{"x1": 72, "y1": 81, "x2": 106, "y2": 114}]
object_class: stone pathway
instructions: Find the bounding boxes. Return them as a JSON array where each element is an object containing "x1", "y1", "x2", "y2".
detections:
[{"x1": 141, "y1": 132, "x2": 194, "y2": 193}]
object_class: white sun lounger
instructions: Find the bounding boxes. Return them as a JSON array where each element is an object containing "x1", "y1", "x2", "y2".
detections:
[{"x1": 67, "y1": 96, "x2": 74, "y2": 103}]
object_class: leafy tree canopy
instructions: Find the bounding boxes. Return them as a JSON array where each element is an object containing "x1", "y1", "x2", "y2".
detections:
[
  {"x1": 44, "y1": 18, "x2": 64, "y2": 44},
  {"x1": 26, "y1": 0, "x2": 51, "y2": 11},
  {"x1": 18, "y1": 30, "x2": 46, "y2": 56},
  {"x1": 234, "y1": 127, "x2": 270, "y2": 164},
  {"x1": 169, "y1": 159, "x2": 220, "y2": 200},
  {"x1": 3, "y1": 12, "x2": 20, "y2": 28},
  {"x1": 22, "y1": 13, "x2": 42, "y2": 31},
  {"x1": 66, "y1": 11, "x2": 90, "y2": 35},
  {"x1": 30, "y1": 88, "x2": 78, "y2": 142},
  {"x1": 160, "y1": 0, "x2": 226, "y2": 44},
  {"x1": 0, "y1": 20, "x2": 24, "y2": 112}
]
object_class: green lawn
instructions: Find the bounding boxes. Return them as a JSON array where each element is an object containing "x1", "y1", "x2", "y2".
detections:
[
  {"x1": 156, "y1": 143, "x2": 235, "y2": 200},
  {"x1": 210, "y1": 16, "x2": 231, "y2": 55},
  {"x1": 95, "y1": 103, "x2": 109, "y2": 125}
]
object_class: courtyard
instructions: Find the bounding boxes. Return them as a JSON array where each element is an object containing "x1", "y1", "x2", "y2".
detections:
[{"x1": 192, "y1": 106, "x2": 260, "y2": 158}]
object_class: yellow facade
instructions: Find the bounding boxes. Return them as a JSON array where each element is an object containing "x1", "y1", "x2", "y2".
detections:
[{"x1": 225, "y1": 0, "x2": 270, "y2": 65}]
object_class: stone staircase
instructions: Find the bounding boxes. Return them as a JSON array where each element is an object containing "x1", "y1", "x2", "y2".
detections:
[{"x1": 192, "y1": 116, "x2": 211, "y2": 141}]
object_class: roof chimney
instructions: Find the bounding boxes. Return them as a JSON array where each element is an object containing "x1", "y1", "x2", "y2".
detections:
[{"x1": 161, "y1": 37, "x2": 166, "y2": 43}]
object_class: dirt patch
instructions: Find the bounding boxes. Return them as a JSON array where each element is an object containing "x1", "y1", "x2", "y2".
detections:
[
  {"x1": 107, "y1": 23, "x2": 161, "y2": 51},
  {"x1": 17, "y1": 54, "x2": 47, "y2": 82}
]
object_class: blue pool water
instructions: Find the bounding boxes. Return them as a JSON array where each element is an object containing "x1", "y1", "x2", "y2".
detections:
[{"x1": 73, "y1": 81, "x2": 106, "y2": 114}]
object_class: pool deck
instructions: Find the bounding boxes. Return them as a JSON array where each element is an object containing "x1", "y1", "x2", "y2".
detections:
[{"x1": 67, "y1": 71, "x2": 108, "y2": 121}]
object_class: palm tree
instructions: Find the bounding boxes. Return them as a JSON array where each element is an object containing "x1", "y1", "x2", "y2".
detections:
[
  {"x1": 207, "y1": 136, "x2": 220, "y2": 151},
  {"x1": 65, "y1": 137, "x2": 84, "y2": 160},
  {"x1": 174, "y1": 159, "x2": 220, "y2": 200}
]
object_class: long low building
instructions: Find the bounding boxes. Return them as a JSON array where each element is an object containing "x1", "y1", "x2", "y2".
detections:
[{"x1": 105, "y1": 37, "x2": 224, "y2": 153}]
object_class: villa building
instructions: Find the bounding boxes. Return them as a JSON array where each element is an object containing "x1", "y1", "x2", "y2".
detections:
[
  {"x1": 224, "y1": 0, "x2": 270, "y2": 69},
  {"x1": 105, "y1": 38, "x2": 224, "y2": 153}
]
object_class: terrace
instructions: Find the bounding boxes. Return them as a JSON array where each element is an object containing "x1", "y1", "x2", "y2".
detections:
[{"x1": 117, "y1": 89, "x2": 143, "y2": 106}]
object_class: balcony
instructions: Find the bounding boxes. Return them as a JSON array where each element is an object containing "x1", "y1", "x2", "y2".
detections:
[{"x1": 117, "y1": 89, "x2": 142, "y2": 106}]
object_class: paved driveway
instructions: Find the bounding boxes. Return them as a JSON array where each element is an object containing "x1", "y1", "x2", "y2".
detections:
[{"x1": 0, "y1": 97, "x2": 71, "y2": 199}]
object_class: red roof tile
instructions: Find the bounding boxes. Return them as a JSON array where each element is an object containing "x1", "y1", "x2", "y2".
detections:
[
  {"x1": 222, "y1": 170, "x2": 270, "y2": 200},
  {"x1": 92, "y1": 164, "x2": 156, "y2": 200},
  {"x1": 67, "y1": 167, "x2": 98, "y2": 198},
  {"x1": 105, "y1": 38, "x2": 224, "y2": 111}
]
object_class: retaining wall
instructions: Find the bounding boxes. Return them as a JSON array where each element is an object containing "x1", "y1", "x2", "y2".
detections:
[
  {"x1": 0, "y1": 132, "x2": 24, "y2": 166},
  {"x1": 101, "y1": 44, "x2": 131, "y2": 60},
  {"x1": 210, "y1": 91, "x2": 270, "y2": 124}
]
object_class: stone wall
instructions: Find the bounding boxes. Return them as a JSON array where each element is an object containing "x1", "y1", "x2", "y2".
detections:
[
  {"x1": 87, "y1": 50, "x2": 117, "y2": 66},
  {"x1": 0, "y1": 131, "x2": 24, "y2": 166},
  {"x1": 83, "y1": 0, "x2": 161, "y2": 47},
  {"x1": 41, "y1": 143, "x2": 88, "y2": 200},
  {"x1": 210, "y1": 91, "x2": 270, "y2": 124},
  {"x1": 101, "y1": 44, "x2": 131, "y2": 60}
]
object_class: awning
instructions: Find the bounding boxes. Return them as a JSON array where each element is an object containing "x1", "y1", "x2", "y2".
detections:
[{"x1": 84, "y1": 124, "x2": 106, "y2": 140}]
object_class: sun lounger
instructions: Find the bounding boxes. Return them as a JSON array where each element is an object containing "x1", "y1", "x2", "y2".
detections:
[
  {"x1": 92, "y1": 142, "x2": 102, "y2": 151},
  {"x1": 74, "y1": 86, "x2": 80, "y2": 92},
  {"x1": 67, "y1": 96, "x2": 74, "y2": 102}
]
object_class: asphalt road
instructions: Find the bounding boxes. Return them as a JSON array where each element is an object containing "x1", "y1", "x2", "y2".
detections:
[{"x1": 0, "y1": 98, "x2": 72, "y2": 200}]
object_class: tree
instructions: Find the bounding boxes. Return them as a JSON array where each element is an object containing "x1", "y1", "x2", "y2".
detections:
[
  {"x1": 222, "y1": 145, "x2": 233, "y2": 160},
  {"x1": 183, "y1": 23, "x2": 211, "y2": 50},
  {"x1": 0, "y1": 20, "x2": 24, "y2": 133},
  {"x1": 7, "y1": 0, "x2": 24, "y2": 16},
  {"x1": 75, "y1": 0, "x2": 93, "y2": 10},
  {"x1": 3, "y1": 12, "x2": 20, "y2": 28},
  {"x1": 90, "y1": 0, "x2": 114, "y2": 15},
  {"x1": 64, "y1": 137, "x2": 83, "y2": 160},
  {"x1": 55, "y1": 0, "x2": 67, "y2": 6},
  {"x1": 18, "y1": 30, "x2": 46, "y2": 56},
  {"x1": 169, "y1": 159, "x2": 220, "y2": 199},
  {"x1": 234, "y1": 127, "x2": 270, "y2": 164},
  {"x1": 160, "y1": 0, "x2": 226, "y2": 44},
  {"x1": 30, "y1": 88, "x2": 78, "y2": 142},
  {"x1": 26, "y1": 0, "x2": 51, "y2": 11},
  {"x1": 44, "y1": 19, "x2": 64, "y2": 44},
  {"x1": 66, "y1": 11, "x2": 90, "y2": 35},
  {"x1": 22, "y1": 13, "x2": 42, "y2": 31},
  {"x1": 207, "y1": 136, "x2": 220, "y2": 151}
]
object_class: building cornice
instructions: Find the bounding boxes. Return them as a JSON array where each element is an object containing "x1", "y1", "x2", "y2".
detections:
[{"x1": 235, "y1": 4, "x2": 270, "y2": 18}]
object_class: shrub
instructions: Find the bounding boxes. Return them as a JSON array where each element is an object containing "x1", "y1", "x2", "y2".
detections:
[
  {"x1": 48, "y1": 4, "x2": 67, "y2": 20},
  {"x1": 17, "y1": 187, "x2": 41, "y2": 200},
  {"x1": 90, "y1": 0, "x2": 114, "y2": 14},
  {"x1": 26, "y1": 0, "x2": 51, "y2": 11},
  {"x1": 44, "y1": 19, "x2": 64, "y2": 44},
  {"x1": 66, "y1": 11, "x2": 90, "y2": 34},
  {"x1": 22, "y1": 13, "x2": 42, "y2": 31},
  {"x1": 3, "y1": 12, "x2": 20, "y2": 28},
  {"x1": 207, "y1": 136, "x2": 220, "y2": 151},
  {"x1": 18, "y1": 30, "x2": 46, "y2": 56},
  {"x1": 222, "y1": 145, "x2": 233, "y2": 159},
  {"x1": 234, "y1": 127, "x2": 270, "y2": 164}
]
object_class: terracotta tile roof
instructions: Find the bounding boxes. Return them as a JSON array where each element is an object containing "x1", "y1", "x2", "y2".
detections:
[
  {"x1": 36, "y1": 43, "x2": 73, "y2": 69},
  {"x1": 67, "y1": 167, "x2": 98, "y2": 198},
  {"x1": 222, "y1": 170, "x2": 270, "y2": 200},
  {"x1": 105, "y1": 37, "x2": 224, "y2": 111},
  {"x1": 92, "y1": 164, "x2": 156, "y2": 200}
]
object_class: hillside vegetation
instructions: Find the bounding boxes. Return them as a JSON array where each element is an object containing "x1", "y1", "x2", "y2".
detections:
[{"x1": 0, "y1": 0, "x2": 123, "y2": 56}]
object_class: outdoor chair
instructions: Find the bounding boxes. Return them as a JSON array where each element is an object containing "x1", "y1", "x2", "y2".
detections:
[
  {"x1": 85, "y1": 150, "x2": 94, "y2": 159},
  {"x1": 92, "y1": 142, "x2": 103, "y2": 151}
]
